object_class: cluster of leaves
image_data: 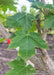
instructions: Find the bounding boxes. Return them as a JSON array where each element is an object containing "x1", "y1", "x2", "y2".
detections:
[
  {"x1": 0, "y1": 0, "x2": 17, "y2": 12},
  {"x1": 31, "y1": 1, "x2": 54, "y2": 29},
  {"x1": 5, "y1": 1, "x2": 54, "y2": 75},
  {"x1": 28, "y1": 0, "x2": 54, "y2": 29},
  {"x1": 0, "y1": 0, "x2": 17, "y2": 25}
]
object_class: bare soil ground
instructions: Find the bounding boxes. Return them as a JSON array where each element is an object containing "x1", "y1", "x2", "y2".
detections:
[{"x1": 0, "y1": 34, "x2": 54, "y2": 75}]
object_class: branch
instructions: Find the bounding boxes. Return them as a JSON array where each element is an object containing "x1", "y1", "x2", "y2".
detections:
[
  {"x1": 30, "y1": 52, "x2": 54, "y2": 75},
  {"x1": 29, "y1": 54, "x2": 48, "y2": 73},
  {"x1": 41, "y1": 0, "x2": 46, "y2": 4},
  {"x1": 37, "y1": 11, "x2": 41, "y2": 34},
  {"x1": 30, "y1": 0, "x2": 54, "y2": 75},
  {"x1": 30, "y1": 28, "x2": 54, "y2": 75}
]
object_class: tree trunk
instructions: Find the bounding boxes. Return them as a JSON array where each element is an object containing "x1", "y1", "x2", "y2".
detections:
[
  {"x1": 0, "y1": 23, "x2": 11, "y2": 39},
  {"x1": 30, "y1": 30, "x2": 54, "y2": 75}
]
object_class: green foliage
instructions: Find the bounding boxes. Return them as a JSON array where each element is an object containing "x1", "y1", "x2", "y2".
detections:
[
  {"x1": 31, "y1": 1, "x2": 54, "y2": 29},
  {"x1": 30, "y1": 8, "x2": 37, "y2": 16},
  {"x1": 6, "y1": 13, "x2": 35, "y2": 32},
  {"x1": 6, "y1": 56, "x2": 36, "y2": 75},
  {"x1": 32, "y1": 2, "x2": 54, "y2": 11},
  {"x1": 9, "y1": 33, "x2": 16, "y2": 39},
  {"x1": 0, "y1": 0, "x2": 17, "y2": 24},
  {"x1": 21, "y1": 5, "x2": 27, "y2": 12},
  {"x1": 32, "y1": 1, "x2": 44, "y2": 9},
  {"x1": 0, "y1": 0, "x2": 17, "y2": 12},
  {"x1": 5, "y1": 1, "x2": 54, "y2": 75},
  {"x1": 45, "y1": 16, "x2": 54, "y2": 29},
  {"x1": 8, "y1": 32, "x2": 49, "y2": 60},
  {"x1": 29, "y1": 20, "x2": 37, "y2": 32},
  {"x1": 0, "y1": 14, "x2": 6, "y2": 22},
  {"x1": 0, "y1": 38, "x2": 5, "y2": 42}
]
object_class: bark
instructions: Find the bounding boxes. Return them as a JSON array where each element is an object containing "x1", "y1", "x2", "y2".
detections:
[
  {"x1": 30, "y1": 30, "x2": 54, "y2": 75},
  {"x1": 40, "y1": 49, "x2": 54, "y2": 75},
  {"x1": 39, "y1": 0, "x2": 46, "y2": 4},
  {"x1": 31, "y1": 0, "x2": 54, "y2": 71},
  {"x1": 0, "y1": 23, "x2": 11, "y2": 39},
  {"x1": 30, "y1": 54, "x2": 54, "y2": 75},
  {"x1": 41, "y1": 0, "x2": 46, "y2": 4},
  {"x1": 29, "y1": 54, "x2": 48, "y2": 72},
  {"x1": 37, "y1": 11, "x2": 41, "y2": 34},
  {"x1": 33, "y1": 0, "x2": 54, "y2": 74}
]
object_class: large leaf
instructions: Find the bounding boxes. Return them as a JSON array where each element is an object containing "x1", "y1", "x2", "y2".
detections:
[
  {"x1": 0, "y1": 0, "x2": 17, "y2": 12},
  {"x1": 45, "y1": 16, "x2": 54, "y2": 29},
  {"x1": 6, "y1": 56, "x2": 36, "y2": 75},
  {"x1": 6, "y1": 13, "x2": 35, "y2": 32},
  {"x1": 8, "y1": 32, "x2": 49, "y2": 60}
]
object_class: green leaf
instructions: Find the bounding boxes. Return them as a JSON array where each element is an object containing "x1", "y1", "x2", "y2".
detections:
[
  {"x1": 8, "y1": 32, "x2": 35, "y2": 60},
  {"x1": 45, "y1": 16, "x2": 54, "y2": 29},
  {"x1": 0, "y1": 0, "x2": 17, "y2": 12},
  {"x1": 43, "y1": 4, "x2": 54, "y2": 11},
  {"x1": 6, "y1": 56, "x2": 36, "y2": 75},
  {"x1": 9, "y1": 33, "x2": 16, "y2": 39},
  {"x1": 29, "y1": 21, "x2": 37, "y2": 32},
  {"x1": 29, "y1": 32, "x2": 49, "y2": 49},
  {"x1": 15, "y1": 30, "x2": 25, "y2": 36},
  {"x1": 8, "y1": 32, "x2": 49, "y2": 60},
  {"x1": 6, "y1": 13, "x2": 35, "y2": 32},
  {"x1": 0, "y1": 38, "x2": 5, "y2": 42},
  {"x1": 32, "y1": 2, "x2": 44, "y2": 9},
  {"x1": 0, "y1": 13, "x2": 6, "y2": 22}
]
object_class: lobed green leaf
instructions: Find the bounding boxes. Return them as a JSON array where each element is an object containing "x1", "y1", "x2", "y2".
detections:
[
  {"x1": 8, "y1": 32, "x2": 49, "y2": 60},
  {"x1": 6, "y1": 13, "x2": 35, "y2": 32},
  {"x1": 6, "y1": 56, "x2": 36, "y2": 75}
]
